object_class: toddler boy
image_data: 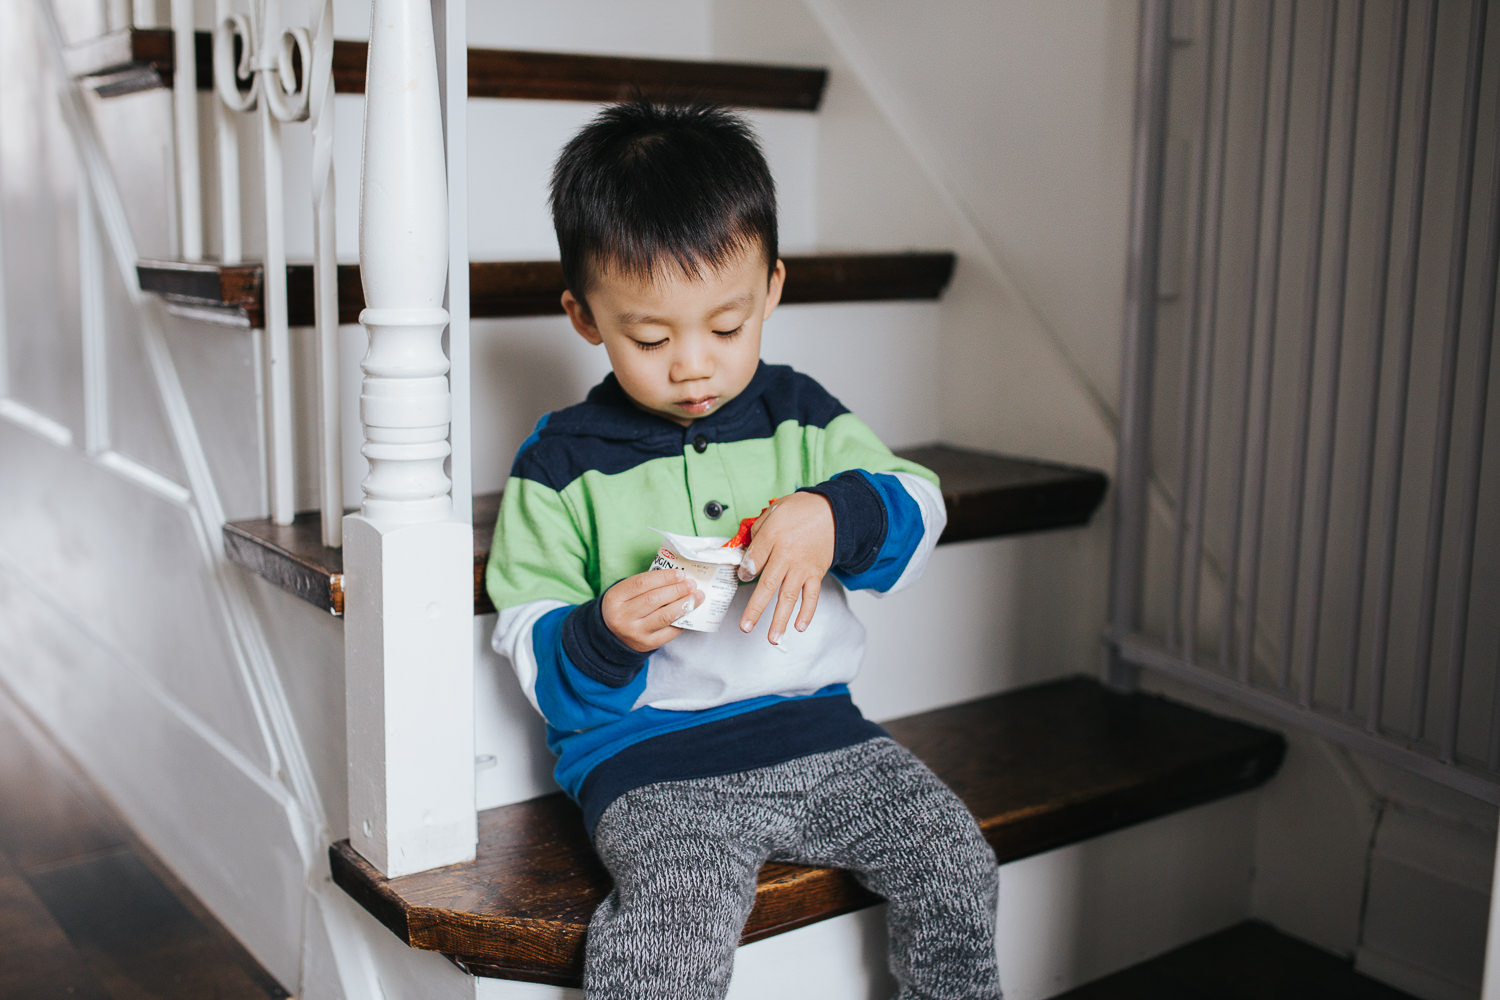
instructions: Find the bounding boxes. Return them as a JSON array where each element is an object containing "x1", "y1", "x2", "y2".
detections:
[{"x1": 486, "y1": 100, "x2": 1000, "y2": 999}]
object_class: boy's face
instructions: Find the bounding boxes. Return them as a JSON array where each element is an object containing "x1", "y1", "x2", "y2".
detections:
[{"x1": 562, "y1": 245, "x2": 785, "y2": 426}]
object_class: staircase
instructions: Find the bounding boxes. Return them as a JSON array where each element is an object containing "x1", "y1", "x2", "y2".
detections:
[{"x1": 0, "y1": 3, "x2": 1313, "y2": 998}]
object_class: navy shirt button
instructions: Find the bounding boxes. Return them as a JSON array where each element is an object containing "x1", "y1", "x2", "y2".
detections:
[
  {"x1": 693, "y1": 434, "x2": 709, "y2": 453},
  {"x1": 704, "y1": 500, "x2": 725, "y2": 519}
]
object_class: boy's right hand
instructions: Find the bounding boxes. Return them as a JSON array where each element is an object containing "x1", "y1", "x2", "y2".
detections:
[{"x1": 602, "y1": 569, "x2": 704, "y2": 653}]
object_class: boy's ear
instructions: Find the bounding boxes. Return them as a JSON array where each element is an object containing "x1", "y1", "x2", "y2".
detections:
[
  {"x1": 561, "y1": 290, "x2": 603, "y2": 345},
  {"x1": 762, "y1": 259, "x2": 786, "y2": 319}
]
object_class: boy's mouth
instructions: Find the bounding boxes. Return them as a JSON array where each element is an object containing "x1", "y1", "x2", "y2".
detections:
[{"x1": 676, "y1": 396, "x2": 719, "y2": 416}]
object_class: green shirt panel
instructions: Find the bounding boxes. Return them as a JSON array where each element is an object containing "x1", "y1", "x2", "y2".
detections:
[{"x1": 485, "y1": 411, "x2": 940, "y2": 614}]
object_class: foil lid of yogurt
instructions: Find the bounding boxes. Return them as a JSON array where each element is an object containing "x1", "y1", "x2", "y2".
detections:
[{"x1": 654, "y1": 528, "x2": 744, "y2": 566}]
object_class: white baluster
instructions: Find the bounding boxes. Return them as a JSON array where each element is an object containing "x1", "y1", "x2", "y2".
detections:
[
  {"x1": 212, "y1": 0, "x2": 241, "y2": 264},
  {"x1": 105, "y1": 0, "x2": 132, "y2": 30},
  {"x1": 309, "y1": 0, "x2": 341, "y2": 547},
  {"x1": 79, "y1": 182, "x2": 110, "y2": 454},
  {"x1": 170, "y1": 0, "x2": 202, "y2": 258},
  {"x1": 343, "y1": 0, "x2": 474, "y2": 878},
  {"x1": 214, "y1": 0, "x2": 313, "y2": 526},
  {"x1": 260, "y1": 83, "x2": 294, "y2": 525},
  {"x1": 133, "y1": 0, "x2": 161, "y2": 28}
]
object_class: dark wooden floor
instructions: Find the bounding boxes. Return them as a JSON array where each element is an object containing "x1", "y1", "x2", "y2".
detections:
[
  {"x1": 0, "y1": 681, "x2": 289, "y2": 1000},
  {"x1": 1052, "y1": 920, "x2": 1421, "y2": 1000}
]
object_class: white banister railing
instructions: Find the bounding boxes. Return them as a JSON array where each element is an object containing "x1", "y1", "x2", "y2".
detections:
[
  {"x1": 35, "y1": 0, "x2": 330, "y2": 894},
  {"x1": 343, "y1": 0, "x2": 475, "y2": 878},
  {"x1": 214, "y1": 0, "x2": 336, "y2": 531}
]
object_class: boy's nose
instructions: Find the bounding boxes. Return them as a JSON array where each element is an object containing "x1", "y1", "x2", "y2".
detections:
[{"x1": 670, "y1": 341, "x2": 714, "y2": 382}]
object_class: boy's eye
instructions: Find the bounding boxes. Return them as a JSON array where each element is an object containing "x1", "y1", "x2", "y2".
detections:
[
  {"x1": 713, "y1": 325, "x2": 744, "y2": 338},
  {"x1": 634, "y1": 338, "x2": 667, "y2": 351}
]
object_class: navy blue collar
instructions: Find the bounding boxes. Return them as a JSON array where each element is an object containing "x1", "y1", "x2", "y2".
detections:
[{"x1": 549, "y1": 361, "x2": 782, "y2": 443}]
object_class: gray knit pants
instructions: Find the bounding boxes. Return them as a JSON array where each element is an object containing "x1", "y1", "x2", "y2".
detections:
[{"x1": 584, "y1": 737, "x2": 1001, "y2": 999}]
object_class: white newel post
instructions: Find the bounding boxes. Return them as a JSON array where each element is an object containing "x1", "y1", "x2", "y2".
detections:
[{"x1": 343, "y1": 0, "x2": 476, "y2": 878}]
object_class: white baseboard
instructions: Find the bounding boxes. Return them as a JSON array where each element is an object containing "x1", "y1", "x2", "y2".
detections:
[{"x1": 1355, "y1": 949, "x2": 1480, "y2": 1000}]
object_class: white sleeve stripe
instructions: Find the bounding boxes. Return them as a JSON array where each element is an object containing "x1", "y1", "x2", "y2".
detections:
[
  {"x1": 882, "y1": 472, "x2": 947, "y2": 596},
  {"x1": 492, "y1": 598, "x2": 570, "y2": 716}
]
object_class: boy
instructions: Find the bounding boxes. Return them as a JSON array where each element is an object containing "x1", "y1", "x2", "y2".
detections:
[{"x1": 486, "y1": 100, "x2": 1000, "y2": 999}]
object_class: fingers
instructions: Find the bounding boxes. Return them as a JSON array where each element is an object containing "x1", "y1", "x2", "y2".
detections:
[
  {"x1": 622, "y1": 574, "x2": 698, "y2": 623},
  {"x1": 739, "y1": 568, "x2": 819, "y2": 645},
  {"x1": 604, "y1": 570, "x2": 703, "y2": 652},
  {"x1": 643, "y1": 572, "x2": 700, "y2": 620},
  {"x1": 647, "y1": 591, "x2": 696, "y2": 630},
  {"x1": 793, "y1": 576, "x2": 821, "y2": 634},
  {"x1": 736, "y1": 498, "x2": 781, "y2": 583},
  {"x1": 764, "y1": 577, "x2": 804, "y2": 645},
  {"x1": 739, "y1": 571, "x2": 778, "y2": 636},
  {"x1": 735, "y1": 496, "x2": 834, "y2": 643},
  {"x1": 616, "y1": 568, "x2": 695, "y2": 601}
]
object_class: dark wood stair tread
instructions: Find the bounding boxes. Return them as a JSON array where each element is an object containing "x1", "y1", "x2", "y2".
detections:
[
  {"x1": 63, "y1": 27, "x2": 213, "y2": 97},
  {"x1": 1048, "y1": 920, "x2": 1418, "y2": 1000},
  {"x1": 136, "y1": 254, "x2": 956, "y2": 329},
  {"x1": 67, "y1": 28, "x2": 827, "y2": 109},
  {"x1": 329, "y1": 676, "x2": 1287, "y2": 985},
  {"x1": 222, "y1": 445, "x2": 1107, "y2": 617}
]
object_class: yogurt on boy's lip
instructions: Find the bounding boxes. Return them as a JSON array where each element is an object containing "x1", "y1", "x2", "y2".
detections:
[
  {"x1": 649, "y1": 528, "x2": 742, "y2": 632},
  {"x1": 677, "y1": 396, "x2": 718, "y2": 417}
]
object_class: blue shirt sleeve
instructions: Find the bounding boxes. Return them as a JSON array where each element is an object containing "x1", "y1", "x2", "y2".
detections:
[
  {"x1": 529, "y1": 603, "x2": 648, "y2": 732},
  {"x1": 801, "y1": 469, "x2": 932, "y2": 593}
]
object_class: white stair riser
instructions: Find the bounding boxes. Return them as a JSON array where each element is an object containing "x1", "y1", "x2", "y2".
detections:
[
  {"x1": 475, "y1": 531, "x2": 1111, "y2": 812},
  {"x1": 285, "y1": 300, "x2": 947, "y2": 517},
  {"x1": 274, "y1": 98, "x2": 820, "y2": 263}
]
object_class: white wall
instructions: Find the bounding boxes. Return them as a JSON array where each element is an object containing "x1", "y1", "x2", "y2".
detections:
[{"x1": 712, "y1": 0, "x2": 1131, "y2": 470}]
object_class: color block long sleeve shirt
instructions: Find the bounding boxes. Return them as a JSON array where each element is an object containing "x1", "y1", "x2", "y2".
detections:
[{"x1": 486, "y1": 363, "x2": 946, "y2": 830}]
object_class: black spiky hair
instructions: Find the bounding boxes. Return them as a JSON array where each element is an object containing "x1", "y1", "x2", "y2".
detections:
[{"x1": 549, "y1": 99, "x2": 779, "y2": 308}]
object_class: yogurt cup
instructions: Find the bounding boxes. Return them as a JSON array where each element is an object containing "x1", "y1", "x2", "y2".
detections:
[{"x1": 649, "y1": 528, "x2": 744, "y2": 632}]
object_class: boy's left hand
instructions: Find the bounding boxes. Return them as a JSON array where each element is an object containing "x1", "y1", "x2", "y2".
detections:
[{"x1": 736, "y1": 492, "x2": 834, "y2": 644}]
